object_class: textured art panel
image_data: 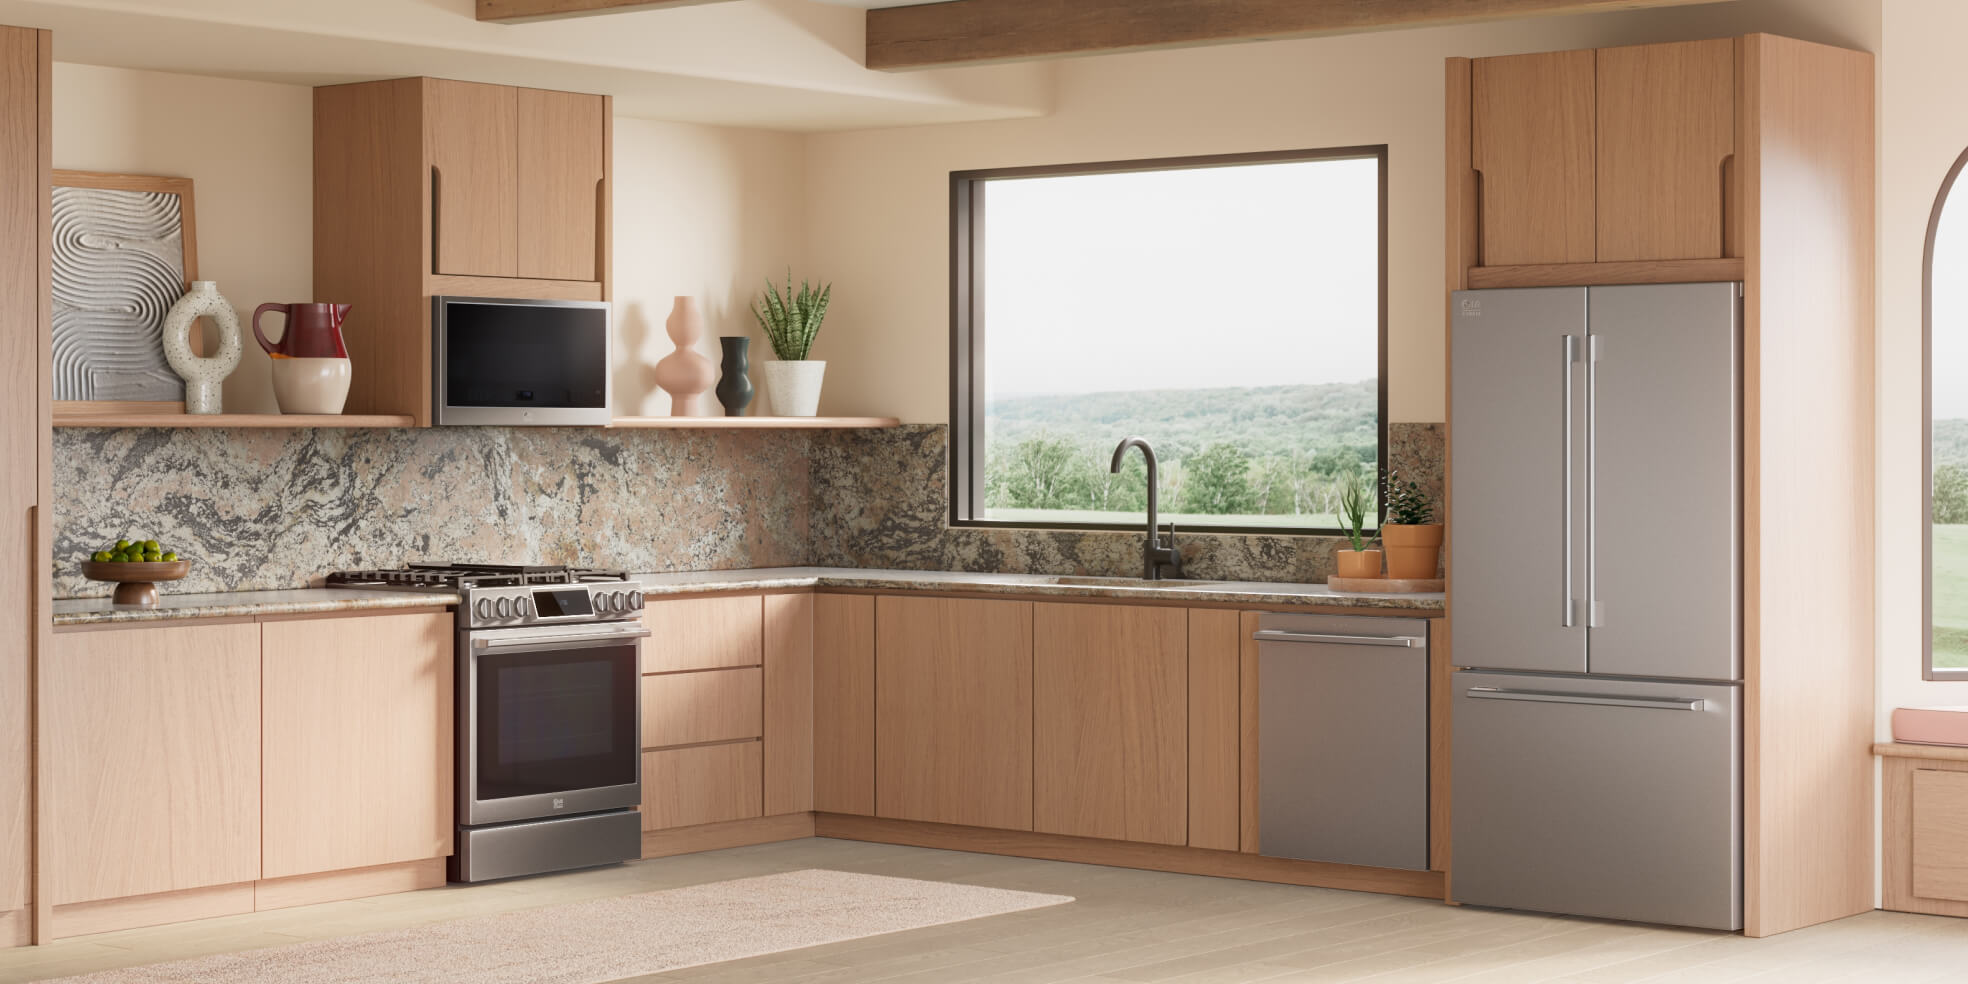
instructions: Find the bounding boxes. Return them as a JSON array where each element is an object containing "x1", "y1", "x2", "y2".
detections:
[{"x1": 51, "y1": 186, "x2": 188, "y2": 401}]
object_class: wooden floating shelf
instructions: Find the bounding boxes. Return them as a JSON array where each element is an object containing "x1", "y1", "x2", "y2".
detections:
[
  {"x1": 53, "y1": 410, "x2": 417, "y2": 429},
  {"x1": 609, "y1": 416, "x2": 902, "y2": 430}
]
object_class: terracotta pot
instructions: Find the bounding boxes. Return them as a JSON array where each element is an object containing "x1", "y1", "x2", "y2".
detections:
[
  {"x1": 1335, "y1": 549, "x2": 1383, "y2": 580},
  {"x1": 1381, "y1": 523, "x2": 1445, "y2": 579}
]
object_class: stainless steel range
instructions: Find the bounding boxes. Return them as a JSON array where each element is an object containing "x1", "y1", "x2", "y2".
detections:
[{"x1": 327, "y1": 564, "x2": 649, "y2": 882}]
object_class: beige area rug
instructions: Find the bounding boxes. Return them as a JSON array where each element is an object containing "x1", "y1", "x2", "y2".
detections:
[{"x1": 50, "y1": 870, "x2": 1074, "y2": 984}]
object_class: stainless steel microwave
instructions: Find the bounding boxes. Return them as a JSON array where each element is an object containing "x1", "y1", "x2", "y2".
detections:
[{"x1": 434, "y1": 296, "x2": 612, "y2": 426}]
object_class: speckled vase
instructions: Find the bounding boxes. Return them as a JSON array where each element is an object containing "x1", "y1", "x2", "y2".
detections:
[
  {"x1": 653, "y1": 296, "x2": 716, "y2": 417},
  {"x1": 160, "y1": 281, "x2": 242, "y2": 415}
]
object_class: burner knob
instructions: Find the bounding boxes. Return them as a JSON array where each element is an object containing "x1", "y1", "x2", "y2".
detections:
[
  {"x1": 475, "y1": 598, "x2": 493, "y2": 621},
  {"x1": 611, "y1": 591, "x2": 629, "y2": 611},
  {"x1": 495, "y1": 597, "x2": 512, "y2": 619},
  {"x1": 629, "y1": 590, "x2": 644, "y2": 610},
  {"x1": 592, "y1": 592, "x2": 612, "y2": 613},
  {"x1": 516, "y1": 597, "x2": 532, "y2": 619}
]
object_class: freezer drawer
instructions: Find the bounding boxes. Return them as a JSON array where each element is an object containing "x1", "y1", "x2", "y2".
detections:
[
  {"x1": 1256, "y1": 614, "x2": 1429, "y2": 871},
  {"x1": 1451, "y1": 670, "x2": 1742, "y2": 930}
]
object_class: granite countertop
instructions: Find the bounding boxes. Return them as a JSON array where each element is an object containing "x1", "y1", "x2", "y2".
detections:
[
  {"x1": 53, "y1": 567, "x2": 1442, "y2": 627},
  {"x1": 54, "y1": 586, "x2": 463, "y2": 627},
  {"x1": 631, "y1": 567, "x2": 1445, "y2": 613}
]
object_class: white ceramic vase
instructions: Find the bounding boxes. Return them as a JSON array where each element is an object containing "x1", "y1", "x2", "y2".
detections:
[
  {"x1": 160, "y1": 281, "x2": 242, "y2": 415},
  {"x1": 761, "y1": 360, "x2": 825, "y2": 417},
  {"x1": 271, "y1": 357, "x2": 353, "y2": 414}
]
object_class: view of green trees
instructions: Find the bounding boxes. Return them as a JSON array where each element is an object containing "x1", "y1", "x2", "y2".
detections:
[
  {"x1": 982, "y1": 382, "x2": 1377, "y2": 528},
  {"x1": 1935, "y1": 420, "x2": 1968, "y2": 669}
]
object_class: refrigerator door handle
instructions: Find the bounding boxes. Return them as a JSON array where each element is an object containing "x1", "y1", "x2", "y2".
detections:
[
  {"x1": 1464, "y1": 686, "x2": 1706, "y2": 712},
  {"x1": 1562, "y1": 334, "x2": 1577, "y2": 628},
  {"x1": 1586, "y1": 333, "x2": 1602, "y2": 629}
]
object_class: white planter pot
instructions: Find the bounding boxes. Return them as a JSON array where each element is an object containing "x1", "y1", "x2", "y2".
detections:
[{"x1": 761, "y1": 360, "x2": 825, "y2": 417}]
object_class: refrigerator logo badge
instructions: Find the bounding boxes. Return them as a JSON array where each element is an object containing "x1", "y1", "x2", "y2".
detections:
[{"x1": 1460, "y1": 299, "x2": 1482, "y2": 318}]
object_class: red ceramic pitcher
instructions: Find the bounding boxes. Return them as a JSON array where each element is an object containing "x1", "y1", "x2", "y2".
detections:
[{"x1": 253, "y1": 303, "x2": 350, "y2": 359}]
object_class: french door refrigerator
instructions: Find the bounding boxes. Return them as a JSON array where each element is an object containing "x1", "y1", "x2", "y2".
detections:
[{"x1": 1449, "y1": 283, "x2": 1743, "y2": 931}]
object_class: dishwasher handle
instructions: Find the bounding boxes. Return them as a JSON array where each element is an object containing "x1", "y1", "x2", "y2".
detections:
[
  {"x1": 1252, "y1": 629, "x2": 1421, "y2": 648},
  {"x1": 1464, "y1": 686, "x2": 1705, "y2": 711}
]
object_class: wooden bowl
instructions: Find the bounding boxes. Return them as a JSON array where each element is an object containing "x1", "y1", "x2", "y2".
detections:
[{"x1": 81, "y1": 560, "x2": 191, "y2": 608}]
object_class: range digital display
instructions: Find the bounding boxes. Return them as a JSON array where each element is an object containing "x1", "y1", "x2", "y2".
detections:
[{"x1": 534, "y1": 589, "x2": 594, "y2": 618}]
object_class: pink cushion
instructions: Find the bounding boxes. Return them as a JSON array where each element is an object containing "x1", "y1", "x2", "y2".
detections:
[{"x1": 1892, "y1": 706, "x2": 1968, "y2": 747}]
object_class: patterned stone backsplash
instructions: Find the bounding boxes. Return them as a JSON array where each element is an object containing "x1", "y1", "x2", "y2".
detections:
[{"x1": 53, "y1": 422, "x2": 1443, "y2": 598}]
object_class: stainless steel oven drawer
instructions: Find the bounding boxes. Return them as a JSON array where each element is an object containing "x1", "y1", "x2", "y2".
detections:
[{"x1": 451, "y1": 808, "x2": 641, "y2": 883}]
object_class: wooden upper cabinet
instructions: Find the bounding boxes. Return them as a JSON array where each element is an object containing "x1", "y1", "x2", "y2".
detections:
[
  {"x1": 426, "y1": 79, "x2": 519, "y2": 279},
  {"x1": 875, "y1": 596, "x2": 1034, "y2": 831},
  {"x1": 260, "y1": 612, "x2": 455, "y2": 880},
  {"x1": 1595, "y1": 39, "x2": 1736, "y2": 262},
  {"x1": 1033, "y1": 603, "x2": 1187, "y2": 846},
  {"x1": 47, "y1": 623, "x2": 261, "y2": 905},
  {"x1": 1471, "y1": 49, "x2": 1597, "y2": 266},
  {"x1": 516, "y1": 88, "x2": 606, "y2": 282}
]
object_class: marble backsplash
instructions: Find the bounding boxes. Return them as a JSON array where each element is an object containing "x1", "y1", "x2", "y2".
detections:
[{"x1": 52, "y1": 422, "x2": 1443, "y2": 598}]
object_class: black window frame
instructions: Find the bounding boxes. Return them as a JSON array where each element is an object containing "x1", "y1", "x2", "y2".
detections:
[
  {"x1": 1927, "y1": 145, "x2": 1968, "y2": 682},
  {"x1": 948, "y1": 145, "x2": 1390, "y2": 536}
]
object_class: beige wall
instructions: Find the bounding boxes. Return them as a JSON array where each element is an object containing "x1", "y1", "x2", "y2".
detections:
[
  {"x1": 611, "y1": 119, "x2": 805, "y2": 417},
  {"x1": 803, "y1": 0, "x2": 1877, "y2": 424},
  {"x1": 1878, "y1": 0, "x2": 1968, "y2": 726},
  {"x1": 53, "y1": 63, "x2": 312, "y2": 414}
]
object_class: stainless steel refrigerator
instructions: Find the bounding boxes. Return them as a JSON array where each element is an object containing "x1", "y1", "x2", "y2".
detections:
[{"x1": 1449, "y1": 282, "x2": 1743, "y2": 932}]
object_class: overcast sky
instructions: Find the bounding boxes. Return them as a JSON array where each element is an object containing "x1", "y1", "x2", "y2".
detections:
[
  {"x1": 981, "y1": 157, "x2": 1380, "y2": 400},
  {"x1": 1937, "y1": 184, "x2": 1968, "y2": 421}
]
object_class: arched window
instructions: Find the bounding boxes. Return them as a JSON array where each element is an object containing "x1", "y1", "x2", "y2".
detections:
[{"x1": 1929, "y1": 148, "x2": 1968, "y2": 680}]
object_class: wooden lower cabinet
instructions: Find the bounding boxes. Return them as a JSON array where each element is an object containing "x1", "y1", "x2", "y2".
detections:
[
  {"x1": 1883, "y1": 750, "x2": 1968, "y2": 918},
  {"x1": 260, "y1": 612, "x2": 454, "y2": 880},
  {"x1": 875, "y1": 596, "x2": 1034, "y2": 830},
  {"x1": 640, "y1": 668, "x2": 762, "y2": 748},
  {"x1": 47, "y1": 623, "x2": 262, "y2": 905},
  {"x1": 642, "y1": 594, "x2": 763, "y2": 672},
  {"x1": 1033, "y1": 603, "x2": 1187, "y2": 846},
  {"x1": 642, "y1": 742, "x2": 763, "y2": 830},
  {"x1": 813, "y1": 594, "x2": 875, "y2": 815}
]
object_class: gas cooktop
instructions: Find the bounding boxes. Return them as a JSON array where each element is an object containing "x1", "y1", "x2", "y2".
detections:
[{"x1": 325, "y1": 563, "x2": 630, "y2": 592}]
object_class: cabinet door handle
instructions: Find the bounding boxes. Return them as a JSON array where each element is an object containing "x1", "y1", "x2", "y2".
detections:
[
  {"x1": 1465, "y1": 687, "x2": 1704, "y2": 711},
  {"x1": 1252, "y1": 630, "x2": 1420, "y2": 648}
]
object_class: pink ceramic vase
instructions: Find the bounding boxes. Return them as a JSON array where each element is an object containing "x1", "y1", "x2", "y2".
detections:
[{"x1": 652, "y1": 296, "x2": 716, "y2": 416}]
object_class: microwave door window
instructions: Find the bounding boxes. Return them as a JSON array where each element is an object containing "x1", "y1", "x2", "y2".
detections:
[{"x1": 446, "y1": 303, "x2": 608, "y2": 408}]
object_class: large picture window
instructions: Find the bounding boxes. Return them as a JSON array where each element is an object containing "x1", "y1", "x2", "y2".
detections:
[
  {"x1": 1931, "y1": 148, "x2": 1968, "y2": 680},
  {"x1": 949, "y1": 148, "x2": 1388, "y2": 534}
]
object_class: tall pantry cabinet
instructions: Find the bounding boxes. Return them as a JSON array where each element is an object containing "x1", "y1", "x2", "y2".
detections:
[
  {"x1": 0, "y1": 23, "x2": 51, "y2": 947},
  {"x1": 1447, "y1": 34, "x2": 1875, "y2": 938}
]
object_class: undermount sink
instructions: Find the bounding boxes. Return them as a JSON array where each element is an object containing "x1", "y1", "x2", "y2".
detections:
[{"x1": 1039, "y1": 575, "x2": 1215, "y2": 587}]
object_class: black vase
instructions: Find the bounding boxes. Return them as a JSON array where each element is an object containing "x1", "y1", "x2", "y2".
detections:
[{"x1": 715, "y1": 336, "x2": 754, "y2": 417}]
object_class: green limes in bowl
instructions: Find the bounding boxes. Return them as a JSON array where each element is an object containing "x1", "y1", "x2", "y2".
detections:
[{"x1": 92, "y1": 537, "x2": 182, "y2": 564}]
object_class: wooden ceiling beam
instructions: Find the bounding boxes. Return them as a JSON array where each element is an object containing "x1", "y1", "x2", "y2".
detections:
[
  {"x1": 477, "y1": 0, "x2": 740, "y2": 24},
  {"x1": 867, "y1": 0, "x2": 1722, "y2": 71}
]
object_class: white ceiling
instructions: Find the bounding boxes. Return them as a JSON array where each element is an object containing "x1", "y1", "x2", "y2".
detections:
[{"x1": 0, "y1": 0, "x2": 1051, "y2": 132}]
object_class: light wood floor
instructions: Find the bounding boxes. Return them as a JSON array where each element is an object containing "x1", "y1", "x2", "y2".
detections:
[{"x1": 3, "y1": 838, "x2": 1965, "y2": 983}]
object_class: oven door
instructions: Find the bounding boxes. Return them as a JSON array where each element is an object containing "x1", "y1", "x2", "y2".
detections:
[
  {"x1": 435, "y1": 296, "x2": 612, "y2": 426},
  {"x1": 462, "y1": 621, "x2": 648, "y2": 826}
]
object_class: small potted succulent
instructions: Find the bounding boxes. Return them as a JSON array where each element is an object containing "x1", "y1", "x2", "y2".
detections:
[
  {"x1": 1332, "y1": 466, "x2": 1382, "y2": 579},
  {"x1": 1380, "y1": 468, "x2": 1443, "y2": 579},
  {"x1": 751, "y1": 272, "x2": 831, "y2": 417}
]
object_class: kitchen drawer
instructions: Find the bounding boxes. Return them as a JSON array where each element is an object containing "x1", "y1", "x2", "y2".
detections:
[
  {"x1": 640, "y1": 667, "x2": 762, "y2": 748},
  {"x1": 642, "y1": 595, "x2": 763, "y2": 672},
  {"x1": 1913, "y1": 770, "x2": 1968, "y2": 902},
  {"x1": 641, "y1": 742, "x2": 763, "y2": 830}
]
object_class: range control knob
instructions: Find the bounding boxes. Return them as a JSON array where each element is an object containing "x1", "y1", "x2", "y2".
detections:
[
  {"x1": 494, "y1": 597, "x2": 512, "y2": 619},
  {"x1": 593, "y1": 592, "x2": 612, "y2": 613},
  {"x1": 629, "y1": 590, "x2": 644, "y2": 610},
  {"x1": 475, "y1": 598, "x2": 493, "y2": 621},
  {"x1": 610, "y1": 591, "x2": 629, "y2": 611},
  {"x1": 515, "y1": 596, "x2": 532, "y2": 619}
]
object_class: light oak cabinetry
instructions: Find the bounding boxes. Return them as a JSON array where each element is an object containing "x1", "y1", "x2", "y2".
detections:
[
  {"x1": 813, "y1": 594, "x2": 875, "y2": 816},
  {"x1": 0, "y1": 22, "x2": 48, "y2": 946},
  {"x1": 260, "y1": 612, "x2": 454, "y2": 880},
  {"x1": 314, "y1": 77, "x2": 611, "y2": 424},
  {"x1": 1880, "y1": 745, "x2": 1968, "y2": 918},
  {"x1": 1461, "y1": 38, "x2": 1737, "y2": 280},
  {"x1": 1450, "y1": 34, "x2": 1875, "y2": 937},
  {"x1": 1033, "y1": 603, "x2": 1186, "y2": 846},
  {"x1": 47, "y1": 623, "x2": 262, "y2": 906},
  {"x1": 875, "y1": 597, "x2": 1034, "y2": 831}
]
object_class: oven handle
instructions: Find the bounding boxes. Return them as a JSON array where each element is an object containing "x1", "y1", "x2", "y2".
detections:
[{"x1": 471, "y1": 625, "x2": 652, "y2": 653}]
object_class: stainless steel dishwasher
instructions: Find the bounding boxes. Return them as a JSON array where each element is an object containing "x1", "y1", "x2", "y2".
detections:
[{"x1": 1256, "y1": 612, "x2": 1429, "y2": 871}]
